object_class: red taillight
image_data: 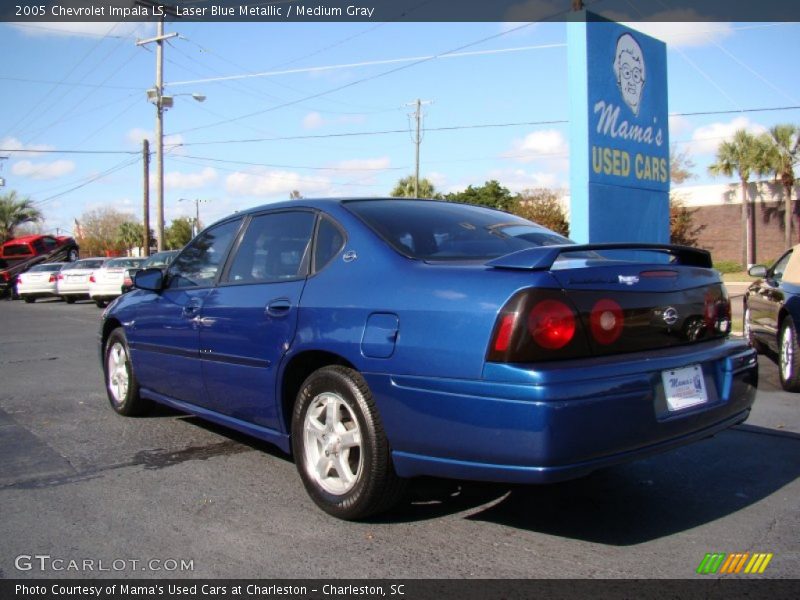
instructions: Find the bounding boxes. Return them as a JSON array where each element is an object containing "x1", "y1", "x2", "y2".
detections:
[
  {"x1": 56, "y1": 274, "x2": 63, "y2": 281},
  {"x1": 590, "y1": 299, "x2": 624, "y2": 345},
  {"x1": 705, "y1": 291, "x2": 731, "y2": 335},
  {"x1": 89, "y1": 275, "x2": 96, "y2": 283},
  {"x1": 493, "y1": 314, "x2": 516, "y2": 352},
  {"x1": 527, "y1": 300, "x2": 576, "y2": 350},
  {"x1": 48, "y1": 274, "x2": 56, "y2": 283}
]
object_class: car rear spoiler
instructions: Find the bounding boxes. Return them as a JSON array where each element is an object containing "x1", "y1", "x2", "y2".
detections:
[{"x1": 486, "y1": 243, "x2": 713, "y2": 271}]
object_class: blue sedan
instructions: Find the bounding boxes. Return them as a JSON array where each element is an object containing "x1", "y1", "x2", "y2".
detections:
[{"x1": 100, "y1": 198, "x2": 757, "y2": 519}]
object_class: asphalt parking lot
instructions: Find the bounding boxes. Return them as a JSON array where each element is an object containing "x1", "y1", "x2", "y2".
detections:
[{"x1": 0, "y1": 297, "x2": 798, "y2": 579}]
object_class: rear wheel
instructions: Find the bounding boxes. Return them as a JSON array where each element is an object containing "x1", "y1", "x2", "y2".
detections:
[
  {"x1": 104, "y1": 328, "x2": 150, "y2": 416},
  {"x1": 23, "y1": 296, "x2": 35, "y2": 304},
  {"x1": 291, "y1": 365, "x2": 406, "y2": 520},
  {"x1": 64, "y1": 296, "x2": 75, "y2": 304},
  {"x1": 779, "y1": 316, "x2": 800, "y2": 392},
  {"x1": 94, "y1": 299, "x2": 107, "y2": 308}
]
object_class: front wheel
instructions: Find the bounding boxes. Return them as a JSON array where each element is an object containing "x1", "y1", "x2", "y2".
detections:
[
  {"x1": 744, "y1": 305, "x2": 765, "y2": 353},
  {"x1": 94, "y1": 299, "x2": 107, "y2": 308},
  {"x1": 779, "y1": 316, "x2": 800, "y2": 392},
  {"x1": 291, "y1": 366, "x2": 406, "y2": 520},
  {"x1": 104, "y1": 328, "x2": 150, "y2": 415}
]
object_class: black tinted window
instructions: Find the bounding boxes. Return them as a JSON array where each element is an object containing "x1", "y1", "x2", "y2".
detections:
[
  {"x1": 346, "y1": 200, "x2": 570, "y2": 260},
  {"x1": 314, "y1": 216, "x2": 345, "y2": 272},
  {"x1": 167, "y1": 219, "x2": 242, "y2": 289},
  {"x1": 226, "y1": 211, "x2": 315, "y2": 284}
]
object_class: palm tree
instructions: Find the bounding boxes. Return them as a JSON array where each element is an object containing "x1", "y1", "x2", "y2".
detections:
[
  {"x1": 708, "y1": 130, "x2": 767, "y2": 267},
  {"x1": 390, "y1": 176, "x2": 442, "y2": 199},
  {"x1": 0, "y1": 191, "x2": 43, "y2": 242},
  {"x1": 763, "y1": 124, "x2": 799, "y2": 250},
  {"x1": 116, "y1": 221, "x2": 144, "y2": 256}
]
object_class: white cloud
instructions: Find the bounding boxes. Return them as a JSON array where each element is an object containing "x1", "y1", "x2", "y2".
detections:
[
  {"x1": 689, "y1": 117, "x2": 767, "y2": 155},
  {"x1": 669, "y1": 114, "x2": 693, "y2": 137},
  {"x1": 226, "y1": 169, "x2": 331, "y2": 198},
  {"x1": 12, "y1": 159, "x2": 75, "y2": 180},
  {"x1": 508, "y1": 129, "x2": 568, "y2": 160},
  {"x1": 488, "y1": 168, "x2": 560, "y2": 192},
  {"x1": 331, "y1": 157, "x2": 390, "y2": 173},
  {"x1": 302, "y1": 112, "x2": 325, "y2": 130},
  {"x1": 164, "y1": 167, "x2": 218, "y2": 190},
  {"x1": 11, "y1": 21, "x2": 154, "y2": 39},
  {"x1": 0, "y1": 136, "x2": 54, "y2": 157}
]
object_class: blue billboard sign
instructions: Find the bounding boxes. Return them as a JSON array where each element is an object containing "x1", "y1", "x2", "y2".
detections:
[{"x1": 569, "y1": 13, "x2": 670, "y2": 244}]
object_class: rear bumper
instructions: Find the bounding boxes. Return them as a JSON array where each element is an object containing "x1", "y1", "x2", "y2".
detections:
[
  {"x1": 89, "y1": 282, "x2": 123, "y2": 299},
  {"x1": 366, "y1": 339, "x2": 757, "y2": 484}
]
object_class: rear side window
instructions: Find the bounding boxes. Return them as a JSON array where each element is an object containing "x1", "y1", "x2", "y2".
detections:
[
  {"x1": 167, "y1": 219, "x2": 242, "y2": 289},
  {"x1": 314, "y1": 216, "x2": 345, "y2": 272},
  {"x1": 225, "y1": 211, "x2": 315, "y2": 284},
  {"x1": 346, "y1": 199, "x2": 570, "y2": 261},
  {"x1": 2, "y1": 244, "x2": 32, "y2": 257}
]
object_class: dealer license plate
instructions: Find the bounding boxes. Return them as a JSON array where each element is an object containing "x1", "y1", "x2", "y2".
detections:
[{"x1": 662, "y1": 365, "x2": 708, "y2": 411}]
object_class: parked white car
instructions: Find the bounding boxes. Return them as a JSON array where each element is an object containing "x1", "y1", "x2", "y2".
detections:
[
  {"x1": 89, "y1": 257, "x2": 146, "y2": 308},
  {"x1": 57, "y1": 257, "x2": 109, "y2": 303},
  {"x1": 16, "y1": 262, "x2": 66, "y2": 303}
]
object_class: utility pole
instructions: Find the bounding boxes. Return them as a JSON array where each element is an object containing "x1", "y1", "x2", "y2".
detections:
[
  {"x1": 142, "y1": 139, "x2": 151, "y2": 257},
  {"x1": 406, "y1": 99, "x2": 432, "y2": 198},
  {"x1": 136, "y1": 3, "x2": 178, "y2": 252}
]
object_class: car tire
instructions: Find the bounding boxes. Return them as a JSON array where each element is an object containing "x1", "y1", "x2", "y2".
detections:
[
  {"x1": 64, "y1": 296, "x2": 75, "y2": 304},
  {"x1": 68, "y1": 248, "x2": 79, "y2": 262},
  {"x1": 95, "y1": 299, "x2": 107, "y2": 308},
  {"x1": 291, "y1": 365, "x2": 406, "y2": 520},
  {"x1": 779, "y1": 316, "x2": 800, "y2": 392},
  {"x1": 23, "y1": 296, "x2": 35, "y2": 303},
  {"x1": 104, "y1": 328, "x2": 150, "y2": 416}
]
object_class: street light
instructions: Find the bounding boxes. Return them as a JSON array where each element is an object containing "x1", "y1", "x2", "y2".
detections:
[
  {"x1": 145, "y1": 85, "x2": 205, "y2": 250},
  {"x1": 178, "y1": 198, "x2": 211, "y2": 237}
]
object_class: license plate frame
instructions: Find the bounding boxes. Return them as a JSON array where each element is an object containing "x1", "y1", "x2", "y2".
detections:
[{"x1": 662, "y1": 364, "x2": 708, "y2": 412}]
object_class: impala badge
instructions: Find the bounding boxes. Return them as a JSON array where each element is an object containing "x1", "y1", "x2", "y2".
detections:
[
  {"x1": 619, "y1": 275, "x2": 639, "y2": 286},
  {"x1": 343, "y1": 250, "x2": 358, "y2": 263}
]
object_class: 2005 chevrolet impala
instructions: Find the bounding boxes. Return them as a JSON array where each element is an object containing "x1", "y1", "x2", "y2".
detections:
[{"x1": 100, "y1": 198, "x2": 757, "y2": 519}]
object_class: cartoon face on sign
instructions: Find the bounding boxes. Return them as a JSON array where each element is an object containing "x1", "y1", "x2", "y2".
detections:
[{"x1": 613, "y1": 33, "x2": 646, "y2": 116}]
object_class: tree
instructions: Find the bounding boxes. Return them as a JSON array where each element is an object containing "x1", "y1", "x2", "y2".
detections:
[
  {"x1": 445, "y1": 180, "x2": 516, "y2": 212},
  {"x1": 390, "y1": 176, "x2": 442, "y2": 199},
  {"x1": 762, "y1": 124, "x2": 799, "y2": 250},
  {"x1": 708, "y1": 130, "x2": 768, "y2": 267},
  {"x1": 512, "y1": 188, "x2": 569, "y2": 236},
  {"x1": 165, "y1": 217, "x2": 194, "y2": 250},
  {"x1": 0, "y1": 191, "x2": 43, "y2": 242},
  {"x1": 75, "y1": 207, "x2": 134, "y2": 256},
  {"x1": 670, "y1": 146, "x2": 696, "y2": 185},
  {"x1": 116, "y1": 221, "x2": 145, "y2": 256},
  {"x1": 669, "y1": 147, "x2": 704, "y2": 247}
]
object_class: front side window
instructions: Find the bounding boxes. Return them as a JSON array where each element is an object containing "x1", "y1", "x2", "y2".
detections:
[
  {"x1": 772, "y1": 251, "x2": 792, "y2": 282},
  {"x1": 167, "y1": 219, "x2": 242, "y2": 289},
  {"x1": 225, "y1": 211, "x2": 315, "y2": 284}
]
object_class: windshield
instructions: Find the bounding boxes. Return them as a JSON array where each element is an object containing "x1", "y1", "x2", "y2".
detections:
[{"x1": 345, "y1": 199, "x2": 572, "y2": 261}]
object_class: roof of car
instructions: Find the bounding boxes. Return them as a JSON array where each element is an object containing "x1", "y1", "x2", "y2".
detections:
[{"x1": 1, "y1": 234, "x2": 65, "y2": 244}]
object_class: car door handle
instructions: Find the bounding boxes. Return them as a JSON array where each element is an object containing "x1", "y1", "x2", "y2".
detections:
[
  {"x1": 266, "y1": 298, "x2": 292, "y2": 317},
  {"x1": 193, "y1": 316, "x2": 216, "y2": 327},
  {"x1": 182, "y1": 299, "x2": 202, "y2": 318}
]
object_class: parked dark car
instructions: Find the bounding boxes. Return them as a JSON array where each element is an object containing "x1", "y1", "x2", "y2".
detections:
[
  {"x1": 120, "y1": 250, "x2": 180, "y2": 294},
  {"x1": 100, "y1": 198, "x2": 757, "y2": 519},
  {"x1": 0, "y1": 234, "x2": 79, "y2": 297},
  {"x1": 744, "y1": 246, "x2": 800, "y2": 391}
]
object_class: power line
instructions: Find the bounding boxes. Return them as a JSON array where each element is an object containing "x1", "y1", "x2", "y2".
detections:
[
  {"x1": 180, "y1": 155, "x2": 406, "y2": 171},
  {"x1": 33, "y1": 156, "x2": 141, "y2": 207}
]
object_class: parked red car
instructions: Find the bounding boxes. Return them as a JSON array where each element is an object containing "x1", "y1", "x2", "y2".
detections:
[{"x1": 0, "y1": 234, "x2": 79, "y2": 297}]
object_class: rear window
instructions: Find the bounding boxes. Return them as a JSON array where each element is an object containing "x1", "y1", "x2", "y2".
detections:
[
  {"x1": 106, "y1": 258, "x2": 145, "y2": 269},
  {"x1": 2, "y1": 244, "x2": 32, "y2": 257},
  {"x1": 345, "y1": 199, "x2": 571, "y2": 261},
  {"x1": 29, "y1": 264, "x2": 64, "y2": 272},
  {"x1": 63, "y1": 259, "x2": 105, "y2": 270}
]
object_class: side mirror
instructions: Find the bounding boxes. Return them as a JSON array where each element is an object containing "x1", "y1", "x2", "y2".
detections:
[
  {"x1": 747, "y1": 265, "x2": 768, "y2": 278},
  {"x1": 134, "y1": 267, "x2": 164, "y2": 291}
]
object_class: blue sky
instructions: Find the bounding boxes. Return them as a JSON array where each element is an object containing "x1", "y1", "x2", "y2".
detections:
[{"x1": 1, "y1": 19, "x2": 799, "y2": 236}]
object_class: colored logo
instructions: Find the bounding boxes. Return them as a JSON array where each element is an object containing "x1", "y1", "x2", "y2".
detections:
[
  {"x1": 696, "y1": 552, "x2": 773, "y2": 575},
  {"x1": 614, "y1": 33, "x2": 646, "y2": 116}
]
